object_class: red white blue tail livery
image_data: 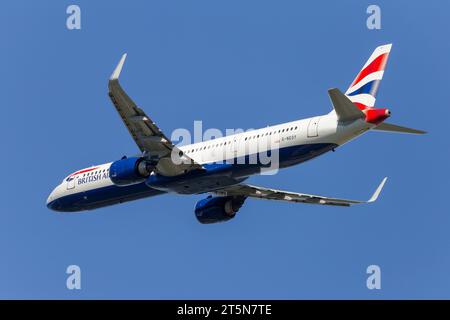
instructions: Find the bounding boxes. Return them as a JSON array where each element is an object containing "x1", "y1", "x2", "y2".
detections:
[{"x1": 346, "y1": 44, "x2": 392, "y2": 110}]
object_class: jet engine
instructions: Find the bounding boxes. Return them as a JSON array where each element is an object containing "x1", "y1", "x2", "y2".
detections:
[
  {"x1": 109, "y1": 157, "x2": 154, "y2": 186},
  {"x1": 194, "y1": 195, "x2": 247, "y2": 224}
]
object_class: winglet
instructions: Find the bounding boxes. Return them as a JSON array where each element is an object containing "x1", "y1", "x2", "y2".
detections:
[
  {"x1": 110, "y1": 53, "x2": 127, "y2": 81},
  {"x1": 368, "y1": 177, "x2": 388, "y2": 203}
]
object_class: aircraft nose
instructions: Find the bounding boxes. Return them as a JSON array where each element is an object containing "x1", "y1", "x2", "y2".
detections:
[
  {"x1": 47, "y1": 198, "x2": 62, "y2": 211},
  {"x1": 46, "y1": 188, "x2": 62, "y2": 211}
]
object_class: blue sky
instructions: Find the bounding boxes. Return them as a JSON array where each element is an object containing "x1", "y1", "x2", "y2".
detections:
[{"x1": 1, "y1": 0, "x2": 449, "y2": 299}]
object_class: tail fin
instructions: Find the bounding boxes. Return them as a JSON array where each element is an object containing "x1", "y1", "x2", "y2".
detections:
[{"x1": 345, "y1": 44, "x2": 392, "y2": 110}]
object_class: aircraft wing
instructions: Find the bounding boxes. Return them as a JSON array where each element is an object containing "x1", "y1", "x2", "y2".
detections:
[
  {"x1": 213, "y1": 177, "x2": 387, "y2": 207},
  {"x1": 108, "y1": 54, "x2": 203, "y2": 176}
]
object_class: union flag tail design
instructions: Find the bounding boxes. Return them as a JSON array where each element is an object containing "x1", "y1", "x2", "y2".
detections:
[{"x1": 345, "y1": 44, "x2": 392, "y2": 110}]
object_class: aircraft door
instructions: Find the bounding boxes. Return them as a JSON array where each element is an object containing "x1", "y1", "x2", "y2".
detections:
[
  {"x1": 307, "y1": 116, "x2": 321, "y2": 138},
  {"x1": 225, "y1": 136, "x2": 239, "y2": 162},
  {"x1": 233, "y1": 136, "x2": 240, "y2": 158},
  {"x1": 66, "y1": 177, "x2": 75, "y2": 190}
]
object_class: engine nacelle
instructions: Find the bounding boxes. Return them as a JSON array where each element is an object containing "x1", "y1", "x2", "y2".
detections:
[
  {"x1": 109, "y1": 157, "x2": 153, "y2": 186},
  {"x1": 194, "y1": 195, "x2": 247, "y2": 224}
]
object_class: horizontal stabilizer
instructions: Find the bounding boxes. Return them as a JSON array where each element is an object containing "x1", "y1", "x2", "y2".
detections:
[
  {"x1": 373, "y1": 122, "x2": 426, "y2": 135},
  {"x1": 328, "y1": 88, "x2": 365, "y2": 122}
]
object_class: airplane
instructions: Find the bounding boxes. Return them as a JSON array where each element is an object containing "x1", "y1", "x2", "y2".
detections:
[{"x1": 47, "y1": 44, "x2": 425, "y2": 223}]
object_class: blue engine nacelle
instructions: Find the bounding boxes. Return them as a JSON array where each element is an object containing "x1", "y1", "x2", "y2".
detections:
[
  {"x1": 109, "y1": 157, "x2": 153, "y2": 186},
  {"x1": 194, "y1": 195, "x2": 247, "y2": 224}
]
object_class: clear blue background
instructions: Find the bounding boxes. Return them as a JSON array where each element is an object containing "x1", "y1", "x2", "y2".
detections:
[{"x1": 1, "y1": 0, "x2": 448, "y2": 299}]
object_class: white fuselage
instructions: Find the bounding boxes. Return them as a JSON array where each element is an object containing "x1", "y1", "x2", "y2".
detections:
[{"x1": 47, "y1": 111, "x2": 373, "y2": 211}]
